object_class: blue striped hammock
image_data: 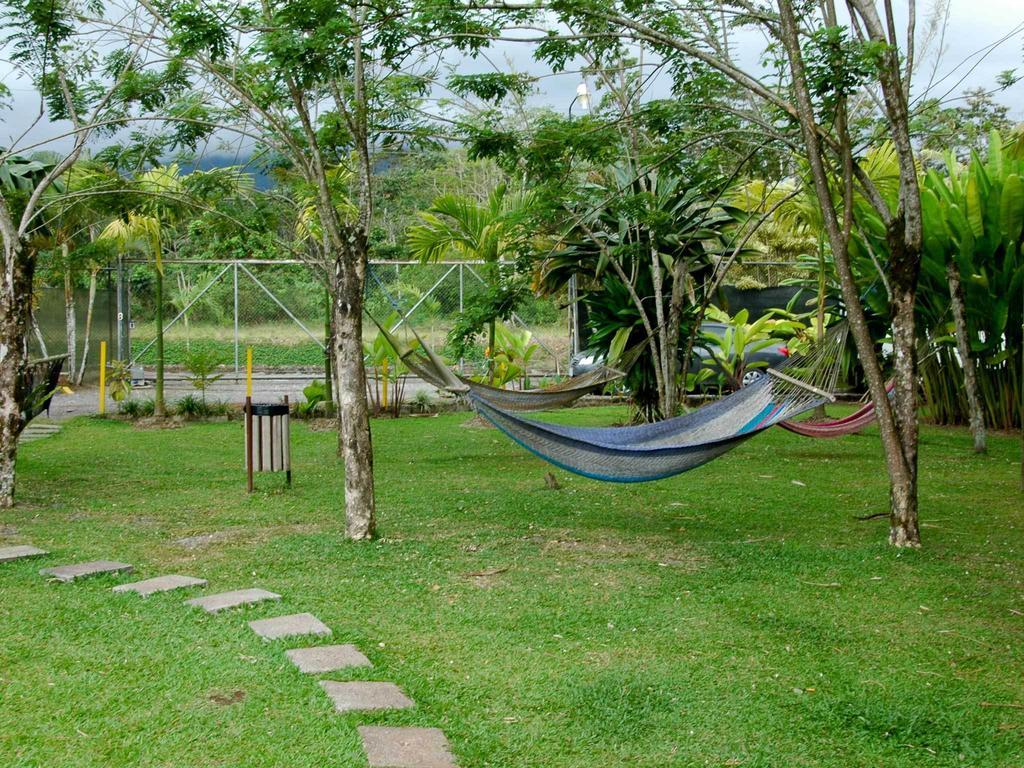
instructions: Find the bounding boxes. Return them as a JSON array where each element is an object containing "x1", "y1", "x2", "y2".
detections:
[{"x1": 470, "y1": 327, "x2": 847, "y2": 483}]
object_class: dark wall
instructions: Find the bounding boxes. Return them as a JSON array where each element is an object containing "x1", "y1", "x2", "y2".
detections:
[
  {"x1": 715, "y1": 286, "x2": 814, "y2": 320},
  {"x1": 29, "y1": 283, "x2": 116, "y2": 384}
]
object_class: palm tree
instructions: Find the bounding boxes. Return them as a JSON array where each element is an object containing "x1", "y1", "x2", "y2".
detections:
[
  {"x1": 40, "y1": 160, "x2": 123, "y2": 384},
  {"x1": 537, "y1": 167, "x2": 731, "y2": 421},
  {"x1": 407, "y1": 184, "x2": 536, "y2": 382},
  {"x1": 99, "y1": 212, "x2": 167, "y2": 413}
]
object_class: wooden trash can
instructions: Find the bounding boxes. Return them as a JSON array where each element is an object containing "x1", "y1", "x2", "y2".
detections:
[{"x1": 244, "y1": 396, "x2": 291, "y2": 492}]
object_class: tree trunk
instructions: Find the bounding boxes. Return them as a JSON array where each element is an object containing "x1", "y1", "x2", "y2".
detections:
[
  {"x1": 63, "y1": 244, "x2": 77, "y2": 379},
  {"x1": 31, "y1": 314, "x2": 48, "y2": 358},
  {"x1": 664, "y1": 259, "x2": 688, "y2": 418},
  {"x1": 332, "y1": 261, "x2": 376, "y2": 540},
  {"x1": 887, "y1": 291, "x2": 921, "y2": 546},
  {"x1": 0, "y1": 239, "x2": 35, "y2": 507},
  {"x1": 777, "y1": 0, "x2": 920, "y2": 547},
  {"x1": 154, "y1": 266, "x2": 166, "y2": 417},
  {"x1": 324, "y1": 285, "x2": 334, "y2": 406},
  {"x1": 945, "y1": 259, "x2": 986, "y2": 452},
  {"x1": 74, "y1": 268, "x2": 99, "y2": 385},
  {"x1": 811, "y1": 240, "x2": 828, "y2": 420}
]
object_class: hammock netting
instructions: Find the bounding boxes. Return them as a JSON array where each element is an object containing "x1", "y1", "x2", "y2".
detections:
[
  {"x1": 778, "y1": 381, "x2": 893, "y2": 438},
  {"x1": 471, "y1": 326, "x2": 849, "y2": 482},
  {"x1": 18, "y1": 355, "x2": 66, "y2": 425},
  {"x1": 375, "y1": 321, "x2": 635, "y2": 412}
]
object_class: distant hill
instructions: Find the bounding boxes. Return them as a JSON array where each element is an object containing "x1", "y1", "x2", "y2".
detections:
[{"x1": 179, "y1": 153, "x2": 275, "y2": 189}]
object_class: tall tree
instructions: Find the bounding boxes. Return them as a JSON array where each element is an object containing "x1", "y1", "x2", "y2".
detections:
[
  {"x1": 146, "y1": 0, "x2": 504, "y2": 538},
  {"x1": 0, "y1": 1, "x2": 182, "y2": 507},
  {"x1": 521, "y1": 0, "x2": 928, "y2": 545}
]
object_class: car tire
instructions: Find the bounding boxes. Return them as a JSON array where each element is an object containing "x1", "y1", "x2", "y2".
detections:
[{"x1": 741, "y1": 370, "x2": 765, "y2": 387}]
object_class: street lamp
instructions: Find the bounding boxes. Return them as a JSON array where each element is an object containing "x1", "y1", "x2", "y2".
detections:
[
  {"x1": 567, "y1": 81, "x2": 590, "y2": 371},
  {"x1": 568, "y1": 82, "x2": 590, "y2": 120}
]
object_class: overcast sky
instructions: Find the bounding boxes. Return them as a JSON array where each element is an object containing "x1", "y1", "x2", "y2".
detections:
[{"x1": 2, "y1": 0, "x2": 1022, "y2": 158}]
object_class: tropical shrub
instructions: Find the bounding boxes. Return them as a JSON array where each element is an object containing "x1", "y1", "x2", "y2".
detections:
[
  {"x1": 916, "y1": 131, "x2": 1024, "y2": 429},
  {"x1": 364, "y1": 318, "x2": 411, "y2": 417},
  {"x1": 106, "y1": 359, "x2": 132, "y2": 403},
  {"x1": 485, "y1": 323, "x2": 539, "y2": 388},
  {"x1": 298, "y1": 380, "x2": 330, "y2": 418},
  {"x1": 698, "y1": 306, "x2": 804, "y2": 391},
  {"x1": 538, "y1": 166, "x2": 735, "y2": 421}
]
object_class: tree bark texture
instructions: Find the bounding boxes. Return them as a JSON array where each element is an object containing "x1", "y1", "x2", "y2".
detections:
[
  {"x1": 154, "y1": 266, "x2": 166, "y2": 417},
  {"x1": 332, "y1": 258, "x2": 376, "y2": 541},
  {"x1": 62, "y1": 244, "x2": 77, "y2": 378},
  {"x1": 0, "y1": 238, "x2": 35, "y2": 507},
  {"x1": 945, "y1": 258, "x2": 986, "y2": 453},
  {"x1": 777, "y1": 0, "x2": 920, "y2": 546}
]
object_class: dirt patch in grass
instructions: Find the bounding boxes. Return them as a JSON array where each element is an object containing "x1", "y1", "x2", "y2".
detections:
[
  {"x1": 535, "y1": 529, "x2": 708, "y2": 570},
  {"x1": 171, "y1": 523, "x2": 324, "y2": 553},
  {"x1": 304, "y1": 418, "x2": 338, "y2": 432},
  {"x1": 133, "y1": 416, "x2": 185, "y2": 430},
  {"x1": 207, "y1": 689, "x2": 246, "y2": 706}
]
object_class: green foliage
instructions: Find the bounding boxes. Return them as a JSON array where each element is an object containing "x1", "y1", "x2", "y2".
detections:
[
  {"x1": 914, "y1": 130, "x2": 1024, "y2": 428},
  {"x1": 364, "y1": 314, "x2": 412, "y2": 417},
  {"x1": 298, "y1": 380, "x2": 329, "y2": 418},
  {"x1": 183, "y1": 348, "x2": 225, "y2": 405},
  {"x1": 118, "y1": 397, "x2": 154, "y2": 418},
  {"x1": 801, "y1": 26, "x2": 885, "y2": 119},
  {"x1": 106, "y1": 360, "x2": 132, "y2": 403},
  {"x1": 539, "y1": 166, "x2": 735, "y2": 419},
  {"x1": 699, "y1": 307, "x2": 804, "y2": 391},
  {"x1": 173, "y1": 393, "x2": 207, "y2": 419},
  {"x1": 448, "y1": 73, "x2": 535, "y2": 103},
  {"x1": 408, "y1": 183, "x2": 540, "y2": 369},
  {"x1": 482, "y1": 323, "x2": 539, "y2": 388}
]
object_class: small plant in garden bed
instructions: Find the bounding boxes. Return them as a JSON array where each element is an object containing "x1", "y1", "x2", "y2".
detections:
[
  {"x1": 119, "y1": 398, "x2": 155, "y2": 418},
  {"x1": 174, "y1": 394, "x2": 208, "y2": 419},
  {"x1": 411, "y1": 389, "x2": 433, "y2": 414},
  {"x1": 184, "y1": 349, "x2": 225, "y2": 407}
]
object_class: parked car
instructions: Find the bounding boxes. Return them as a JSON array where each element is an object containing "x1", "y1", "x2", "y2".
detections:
[{"x1": 570, "y1": 321, "x2": 790, "y2": 389}]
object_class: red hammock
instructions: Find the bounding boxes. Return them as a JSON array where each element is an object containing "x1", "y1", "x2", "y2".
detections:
[{"x1": 779, "y1": 381, "x2": 894, "y2": 438}]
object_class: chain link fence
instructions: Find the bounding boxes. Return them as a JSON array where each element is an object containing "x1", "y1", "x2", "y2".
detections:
[
  {"x1": 125, "y1": 260, "x2": 571, "y2": 379},
  {"x1": 28, "y1": 274, "x2": 116, "y2": 385}
]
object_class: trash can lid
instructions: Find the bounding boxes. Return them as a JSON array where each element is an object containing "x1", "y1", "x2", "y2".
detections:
[{"x1": 249, "y1": 403, "x2": 289, "y2": 416}]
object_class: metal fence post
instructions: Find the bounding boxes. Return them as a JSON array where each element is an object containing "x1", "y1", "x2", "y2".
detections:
[
  {"x1": 568, "y1": 274, "x2": 580, "y2": 373},
  {"x1": 458, "y1": 263, "x2": 465, "y2": 373},
  {"x1": 115, "y1": 256, "x2": 124, "y2": 360},
  {"x1": 233, "y1": 261, "x2": 240, "y2": 382}
]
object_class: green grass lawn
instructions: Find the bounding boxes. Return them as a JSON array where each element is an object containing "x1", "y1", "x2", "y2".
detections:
[{"x1": 2, "y1": 409, "x2": 1022, "y2": 767}]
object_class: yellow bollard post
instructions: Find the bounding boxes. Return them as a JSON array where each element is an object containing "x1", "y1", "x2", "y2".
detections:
[
  {"x1": 246, "y1": 346, "x2": 253, "y2": 398},
  {"x1": 98, "y1": 340, "x2": 107, "y2": 415}
]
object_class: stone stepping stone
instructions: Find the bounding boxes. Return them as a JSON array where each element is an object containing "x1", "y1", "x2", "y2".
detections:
[
  {"x1": 0, "y1": 545, "x2": 48, "y2": 563},
  {"x1": 321, "y1": 681, "x2": 414, "y2": 713},
  {"x1": 113, "y1": 574, "x2": 207, "y2": 597},
  {"x1": 286, "y1": 644, "x2": 372, "y2": 673},
  {"x1": 358, "y1": 726, "x2": 458, "y2": 768},
  {"x1": 248, "y1": 612, "x2": 331, "y2": 640},
  {"x1": 185, "y1": 588, "x2": 281, "y2": 613},
  {"x1": 19, "y1": 423, "x2": 61, "y2": 443},
  {"x1": 40, "y1": 560, "x2": 132, "y2": 582}
]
